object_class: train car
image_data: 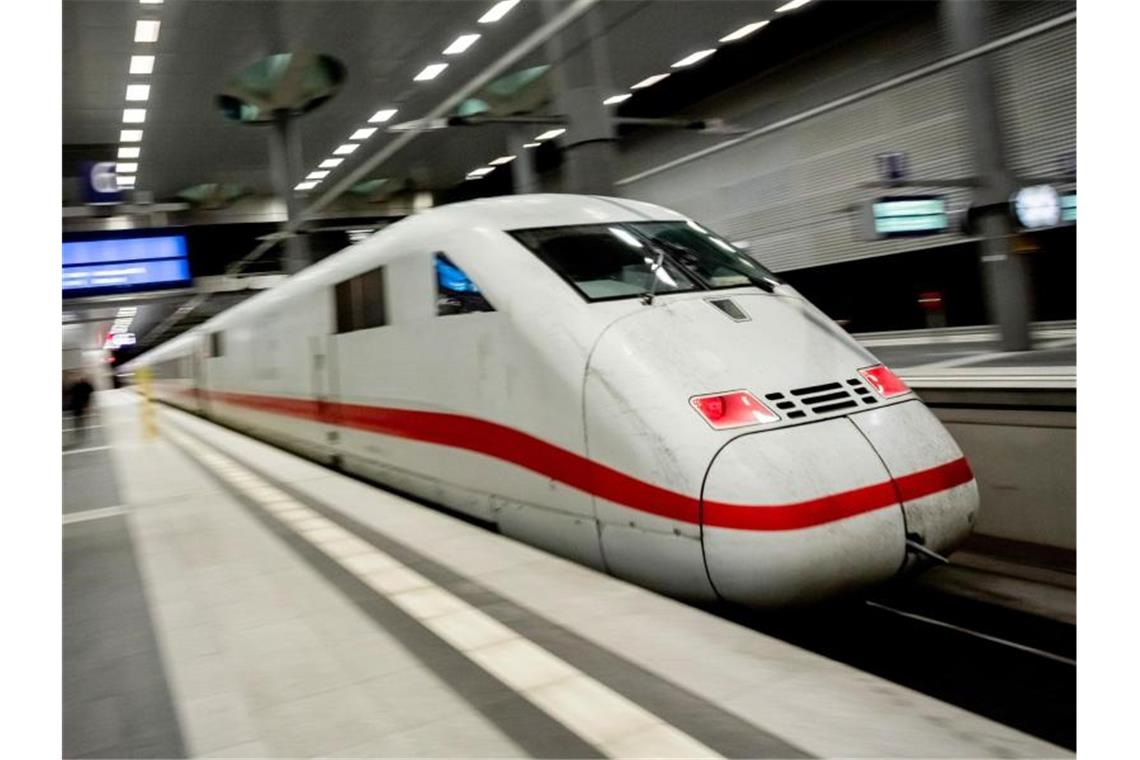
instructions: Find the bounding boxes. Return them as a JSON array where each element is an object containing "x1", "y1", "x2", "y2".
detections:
[{"x1": 124, "y1": 194, "x2": 977, "y2": 607}]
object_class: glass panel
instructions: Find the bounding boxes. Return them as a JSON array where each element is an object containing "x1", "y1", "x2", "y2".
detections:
[
  {"x1": 335, "y1": 279, "x2": 356, "y2": 333},
  {"x1": 628, "y1": 221, "x2": 782, "y2": 290},
  {"x1": 359, "y1": 267, "x2": 387, "y2": 329},
  {"x1": 510, "y1": 225, "x2": 698, "y2": 302},
  {"x1": 436, "y1": 253, "x2": 494, "y2": 315}
]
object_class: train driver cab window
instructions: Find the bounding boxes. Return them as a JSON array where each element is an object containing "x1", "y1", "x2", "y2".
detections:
[
  {"x1": 435, "y1": 253, "x2": 494, "y2": 315},
  {"x1": 209, "y1": 332, "x2": 224, "y2": 357},
  {"x1": 510, "y1": 225, "x2": 699, "y2": 301}
]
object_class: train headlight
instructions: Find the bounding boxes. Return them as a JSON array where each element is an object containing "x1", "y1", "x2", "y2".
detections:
[
  {"x1": 858, "y1": 364, "x2": 910, "y2": 398},
  {"x1": 690, "y1": 390, "x2": 779, "y2": 430}
]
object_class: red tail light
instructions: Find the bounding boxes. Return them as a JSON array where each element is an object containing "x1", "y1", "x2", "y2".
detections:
[
  {"x1": 690, "y1": 390, "x2": 779, "y2": 430},
  {"x1": 858, "y1": 364, "x2": 909, "y2": 398}
]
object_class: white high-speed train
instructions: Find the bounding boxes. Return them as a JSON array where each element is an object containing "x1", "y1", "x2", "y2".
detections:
[{"x1": 124, "y1": 194, "x2": 977, "y2": 607}]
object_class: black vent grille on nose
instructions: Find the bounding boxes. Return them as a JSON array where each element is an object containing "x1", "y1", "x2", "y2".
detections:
[
  {"x1": 706, "y1": 298, "x2": 749, "y2": 322},
  {"x1": 773, "y1": 377, "x2": 876, "y2": 418}
]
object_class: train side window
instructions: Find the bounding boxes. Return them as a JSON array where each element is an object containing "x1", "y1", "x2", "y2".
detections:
[
  {"x1": 335, "y1": 279, "x2": 358, "y2": 334},
  {"x1": 335, "y1": 266, "x2": 387, "y2": 333},
  {"x1": 359, "y1": 266, "x2": 388, "y2": 329},
  {"x1": 210, "y1": 332, "x2": 224, "y2": 357},
  {"x1": 435, "y1": 253, "x2": 494, "y2": 316}
]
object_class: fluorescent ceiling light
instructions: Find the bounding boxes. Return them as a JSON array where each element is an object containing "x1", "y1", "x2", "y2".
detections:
[
  {"x1": 129, "y1": 55, "x2": 155, "y2": 74},
  {"x1": 319, "y1": 158, "x2": 344, "y2": 169},
  {"x1": 117, "y1": 175, "x2": 136, "y2": 187},
  {"x1": 776, "y1": 0, "x2": 813, "y2": 12},
  {"x1": 125, "y1": 84, "x2": 150, "y2": 101},
  {"x1": 468, "y1": 167, "x2": 494, "y2": 177},
  {"x1": 118, "y1": 146, "x2": 141, "y2": 159},
  {"x1": 350, "y1": 127, "x2": 377, "y2": 140},
  {"x1": 139, "y1": 1, "x2": 163, "y2": 5},
  {"x1": 295, "y1": 181, "x2": 318, "y2": 191},
  {"x1": 116, "y1": 163, "x2": 138, "y2": 174},
  {"x1": 443, "y1": 33, "x2": 481, "y2": 55},
  {"x1": 488, "y1": 155, "x2": 516, "y2": 166},
  {"x1": 672, "y1": 49, "x2": 716, "y2": 68},
  {"x1": 333, "y1": 143, "x2": 360, "y2": 155},
  {"x1": 534, "y1": 128, "x2": 566, "y2": 141},
  {"x1": 603, "y1": 93, "x2": 631, "y2": 105},
  {"x1": 135, "y1": 19, "x2": 161, "y2": 42},
  {"x1": 122, "y1": 108, "x2": 146, "y2": 123},
  {"x1": 119, "y1": 129, "x2": 143, "y2": 142},
  {"x1": 631, "y1": 73, "x2": 669, "y2": 89},
  {"x1": 307, "y1": 170, "x2": 330, "y2": 180},
  {"x1": 720, "y1": 21, "x2": 770, "y2": 42},
  {"x1": 413, "y1": 63, "x2": 448, "y2": 81},
  {"x1": 479, "y1": 0, "x2": 518, "y2": 24},
  {"x1": 369, "y1": 108, "x2": 398, "y2": 123},
  {"x1": 523, "y1": 142, "x2": 541, "y2": 149}
]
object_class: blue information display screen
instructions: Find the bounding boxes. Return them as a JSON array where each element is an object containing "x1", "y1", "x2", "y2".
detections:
[
  {"x1": 63, "y1": 235, "x2": 191, "y2": 295},
  {"x1": 872, "y1": 196, "x2": 949, "y2": 237}
]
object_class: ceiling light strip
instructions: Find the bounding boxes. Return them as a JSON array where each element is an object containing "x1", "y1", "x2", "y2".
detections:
[
  {"x1": 720, "y1": 21, "x2": 770, "y2": 43},
  {"x1": 119, "y1": 3, "x2": 166, "y2": 193},
  {"x1": 302, "y1": 0, "x2": 601, "y2": 219},
  {"x1": 479, "y1": 0, "x2": 519, "y2": 24}
]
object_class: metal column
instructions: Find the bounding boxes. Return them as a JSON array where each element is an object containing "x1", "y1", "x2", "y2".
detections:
[
  {"x1": 268, "y1": 111, "x2": 311, "y2": 274},
  {"x1": 508, "y1": 127, "x2": 539, "y2": 193},
  {"x1": 944, "y1": 0, "x2": 1032, "y2": 351},
  {"x1": 542, "y1": 2, "x2": 618, "y2": 195}
]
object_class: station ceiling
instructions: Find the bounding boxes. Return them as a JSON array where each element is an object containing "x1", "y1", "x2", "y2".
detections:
[
  {"x1": 63, "y1": 0, "x2": 807, "y2": 202},
  {"x1": 63, "y1": 0, "x2": 857, "y2": 359}
]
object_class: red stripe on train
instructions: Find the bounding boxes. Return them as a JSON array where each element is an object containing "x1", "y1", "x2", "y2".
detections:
[{"x1": 170, "y1": 387, "x2": 973, "y2": 531}]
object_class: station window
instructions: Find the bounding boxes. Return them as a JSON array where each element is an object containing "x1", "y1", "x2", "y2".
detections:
[
  {"x1": 210, "y1": 332, "x2": 224, "y2": 357},
  {"x1": 335, "y1": 266, "x2": 388, "y2": 333},
  {"x1": 435, "y1": 253, "x2": 494, "y2": 315}
]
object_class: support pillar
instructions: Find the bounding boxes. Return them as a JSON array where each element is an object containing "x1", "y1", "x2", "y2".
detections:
[
  {"x1": 268, "y1": 111, "x2": 311, "y2": 274},
  {"x1": 508, "y1": 127, "x2": 539, "y2": 193},
  {"x1": 542, "y1": 2, "x2": 618, "y2": 195},
  {"x1": 944, "y1": 0, "x2": 1032, "y2": 350}
]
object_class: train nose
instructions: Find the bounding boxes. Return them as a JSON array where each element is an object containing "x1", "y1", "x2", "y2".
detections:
[{"x1": 700, "y1": 400, "x2": 977, "y2": 607}]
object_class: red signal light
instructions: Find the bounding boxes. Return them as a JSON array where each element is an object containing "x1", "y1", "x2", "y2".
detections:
[
  {"x1": 690, "y1": 390, "x2": 779, "y2": 430},
  {"x1": 858, "y1": 364, "x2": 910, "y2": 398}
]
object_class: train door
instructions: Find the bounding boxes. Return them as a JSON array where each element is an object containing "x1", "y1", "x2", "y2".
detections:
[
  {"x1": 191, "y1": 338, "x2": 210, "y2": 416},
  {"x1": 309, "y1": 334, "x2": 341, "y2": 460}
]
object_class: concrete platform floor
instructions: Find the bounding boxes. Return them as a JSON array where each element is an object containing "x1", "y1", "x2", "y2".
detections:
[{"x1": 63, "y1": 390, "x2": 1073, "y2": 758}]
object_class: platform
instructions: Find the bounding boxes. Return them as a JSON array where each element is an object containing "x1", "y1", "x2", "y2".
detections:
[{"x1": 63, "y1": 390, "x2": 1071, "y2": 758}]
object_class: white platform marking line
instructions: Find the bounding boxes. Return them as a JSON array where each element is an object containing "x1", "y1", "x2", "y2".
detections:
[
  {"x1": 63, "y1": 505, "x2": 127, "y2": 525},
  {"x1": 900, "y1": 348, "x2": 1023, "y2": 372},
  {"x1": 173, "y1": 431, "x2": 722, "y2": 758},
  {"x1": 63, "y1": 445, "x2": 111, "y2": 456},
  {"x1": 865, "y1": 601, "x2": 1076, "y2": 666}
]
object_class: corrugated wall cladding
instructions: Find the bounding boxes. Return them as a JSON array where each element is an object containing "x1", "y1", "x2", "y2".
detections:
[{"x1": 617, "y1": 4, "x2": 1075, "y2": 274}]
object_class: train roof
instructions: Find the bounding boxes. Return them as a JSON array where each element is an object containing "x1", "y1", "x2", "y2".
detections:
[{"x1": 122, "y1": 194, "x2": 689, "y2": 369}]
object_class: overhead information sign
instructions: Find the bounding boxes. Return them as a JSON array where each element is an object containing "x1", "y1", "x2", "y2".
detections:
[
  {"x1": 63, "y1": 235, "x2": 190, "y2": 296},
  {"x1": 871, "y1": 196, "x2": 949, "y2": 237}
]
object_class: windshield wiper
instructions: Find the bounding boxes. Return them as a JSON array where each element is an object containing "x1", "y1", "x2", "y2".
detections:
[
  {"x1": 652, "y1": 237, "x2": 778, "y2": 293},
  {"x1": 641, "y1": 244, "x2": 668, "y2": 305}
]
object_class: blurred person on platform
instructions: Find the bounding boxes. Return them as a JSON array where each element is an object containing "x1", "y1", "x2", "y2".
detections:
[{"x1": 69, "y1": 376, "x2": 95, "y2": 436}]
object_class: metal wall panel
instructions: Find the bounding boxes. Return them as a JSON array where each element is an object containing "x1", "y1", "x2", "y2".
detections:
[{"x1": 617, "y1": 3, "x2": 1075, "y2": 274}]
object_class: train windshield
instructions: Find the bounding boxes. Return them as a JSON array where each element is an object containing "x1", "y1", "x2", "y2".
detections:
[
  {"x1": 511, "y1": 221, "x2": 781, "y2": 302},
  {"x1": 627, "y1": 221, "x2": 782, "y2": 291},
  {"x1": 511, "y1": 225, "x2": 700, "y2": 301}
]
